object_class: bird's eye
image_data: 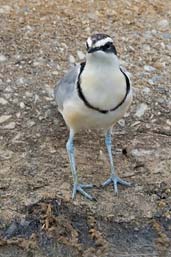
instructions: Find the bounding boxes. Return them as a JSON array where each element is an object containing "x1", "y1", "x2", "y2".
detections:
[
  {"x1": 102, "y1": 42, "x2": 112, "y2": 52},
  {"x1": 105, "y1": 42, "x2": 111, "y2": 49}
]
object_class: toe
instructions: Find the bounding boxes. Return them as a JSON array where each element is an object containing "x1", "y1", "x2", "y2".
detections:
[
  {"x1": 113, "y1": 178, "x2": 118, "y2": 194},
  {"x1": 78, "y1": 186, "x2": 94, "y2": 200},
  {"x1": 102, "y1": 177, "x2": 112, "y2": 187},
  {"x1": 79, "y1": 184, "x2": 94, "y2": 189},
  {"x1": 102, "y1": 175, "x2": 131, "y2": 193},
  {"x1": 72, "y1": 183, "x2": 78, "y2": 199},
  {"x1": 117, "y1": 177, "x2": 131, "y2": 186},
  {"x1": 72, "y1": 183, "x2": 95, "y2": 200}
]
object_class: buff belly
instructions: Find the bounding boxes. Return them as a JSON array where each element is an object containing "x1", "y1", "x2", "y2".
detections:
[{"x1": 61, "y1": 92, "x2": 132, "y2": 132}]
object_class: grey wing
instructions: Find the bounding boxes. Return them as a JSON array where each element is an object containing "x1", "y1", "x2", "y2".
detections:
[{"x1": 54, "y1": 64, "x2": 80, "y2": 111}]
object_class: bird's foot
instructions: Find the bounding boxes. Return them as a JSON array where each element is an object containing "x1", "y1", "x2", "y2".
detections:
[
  {"x1": 102, "y1": 175, "x2": 131, "y2": 194},
  {"x1": 72, "y1": 183, "x2": 95, "y2": 200}
]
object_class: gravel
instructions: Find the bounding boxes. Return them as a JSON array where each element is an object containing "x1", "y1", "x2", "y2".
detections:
[{"x1": 0, "y1": 0, "x2": 171, "y2": 256}]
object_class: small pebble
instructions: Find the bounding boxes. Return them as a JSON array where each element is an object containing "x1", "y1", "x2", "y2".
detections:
[
  {"x1": 69, "y1": 55, "x2": 75, "y2": 64},
  {"x1": 77, "y1": 50, "x2": 85, "y2": 60},
  {"x1": 148, "y1": 75, "x2": 161, "y2": 85},
  {"x1": 34, "y1": 94, "x2": 39, "y2": 103},
  {"x1": 0, "y1": 54, "x2": 7, "y2": 62},
  {"x1": 16, "y1": 77, "x2": 25, "y2": 86},
  {"x1": 0, "y1": 115, "x2": 11, "y2": 124},
  {"x1": 153, "y1": 61, "x2": 165, "y2": 70},
  {"x1": 144, "y1": 65, "x2": 156, "y2": 72},
  {"x1": 12, "y1": 132, "x2": 22, "y2": 143},
  {"x1": 0, "y1": 5, "x2": 11, "y2": 14},
  {"x1": 117, "y1": 119, "x2": 125, "y2": 127},
  {"x1": 166, "y1": 120, "x2": 171, "y2": 126},
  {"x1": 25, "y1": 91, "x2": 33, "y2": 98},
  {"x1": 151, "y1": 29, "x2": 157, "y2": 35},
  {"x1": 44, "y1": 84, "x2": 54, "y2": 98},
  {"x1": 61, "y1": 42, "x2": 67, "y2": 49},
  {"x1": 158, "y1": 19, "x2": 169, "y2": 30},
  {"x1": 33, "y1": 61, "x2": 41, "y2": 67},
  {"x1": 162, "y1": 33, "x2": 171, "y2": 39},
  {"x1": 20, "y1": 102, "x2": 25, "y2": 109},
  {"x1": 38, "y1": 116, "x2": 44, "y2": 121},
  {"x1": 4, "y1": 93, "x2": 11, "y2": 99},
  {"x1": 160, "y1": 42, "x2": 165, "y2": 49},
  {"x1": 12, "y1": 98, "x2": 18, "y2": 104},
  {"x1": 27, "y1": 120, "x2": 35, "y2": 127},
  {"x1": 0, "y1": 149, "x2": 13, "y2": 160},
  {"x1": 131, "y1": 121, "x2": 141, "y2": 127},
  {"x1": 143, "y1": 44, "x2": 151, "y2": 51},
  {"x1": 142, "y1": 87, "x2": 151, "y2": 94},
  {"x1": 148, "y1": 79, "x2": 154, "y2": 85},
  {"x1": 131, "y1": 149, "x2": 154, "y2": 157},
  {"x1": 0, "y1": 97, "x2": 8, "y2": 105},
  {"x1": 23, "y1": 25, "x2": 33, "y2": 32},
  {"x1": 168, "y1": 101, "x2": 171, "y2": 108},
  {"x1": 5, "y1": 222, "x2": 17, "y2": 238},
  {"x1": 52, "y1": 71, "x2": 58, "y2": 75},
  {"x1": 135, "y1": 103, "x2": 148, "y2": 118},
  {"x1": 167, "y1": 44, "x2": 171, "y2": 51},
  {"x1": 4, "y1": 86, "x2": 13, "y2": 92},
  {"x1": 143, "y1": 31, "x2": 153, "y2": 39},
  {"x1": 16, "y1": 112, "x2": 21, "y2": 118},
  {"x1": 2, "y1": 122, "x2": 15, "y2": 129}
]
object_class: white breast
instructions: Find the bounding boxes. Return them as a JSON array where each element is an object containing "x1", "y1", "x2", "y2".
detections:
[{"x1": 80, "y1": 61, "x2": 127, "y2": 111}]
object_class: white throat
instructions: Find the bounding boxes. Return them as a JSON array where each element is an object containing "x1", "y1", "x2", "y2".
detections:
[{"x1": 86, "y1": 52, "x2": 120, "y2": 69}]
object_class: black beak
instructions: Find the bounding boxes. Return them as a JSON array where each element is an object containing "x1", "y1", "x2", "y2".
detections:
[{"x1": 88, "y1": 47, "x2": 101, "y2": 53}]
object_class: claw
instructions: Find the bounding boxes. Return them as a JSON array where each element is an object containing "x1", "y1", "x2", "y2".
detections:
[
  {"x1": 102, "y1": 175, "x2": 131, "y2": 193},
  {"x1": 72, "y1": 183, "x2": 95, "y2": 200}
]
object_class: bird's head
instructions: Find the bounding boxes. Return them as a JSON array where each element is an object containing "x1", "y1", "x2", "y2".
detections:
[{"x1": 86, "y1": 33, "x2": 117, "y2": 59}]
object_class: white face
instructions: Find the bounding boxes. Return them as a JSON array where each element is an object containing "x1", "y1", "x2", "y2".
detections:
[
  {"x1": 86, "y1": 35, "x2": 117, "y2": 61},
  {"x1": 86, "y1": 34, "x2": 118, "y2": 66}
]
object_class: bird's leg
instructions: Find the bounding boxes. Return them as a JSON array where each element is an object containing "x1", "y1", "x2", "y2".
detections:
[
  {"x1": 66, "y1": 129, "x2": 94, "y2": 200},
  {"x1": 102, "y1": 128, "x2": 131, "y2": 193}
]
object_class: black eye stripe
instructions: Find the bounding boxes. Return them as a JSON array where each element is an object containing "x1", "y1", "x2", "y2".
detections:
[
  {"x1": 87, "y1": 41, "x2": 117, "y2": 55},
  {"x1": 101, "y1": 42, "x2": 117, "y2": 55},
  {"x1": 102, "y1": 42, "x2": 113, "y2": 50}
]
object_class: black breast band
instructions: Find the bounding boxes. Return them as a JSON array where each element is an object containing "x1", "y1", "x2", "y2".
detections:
[{"x1": 77, "y1": 62, "x2": 130, "y2": 114}]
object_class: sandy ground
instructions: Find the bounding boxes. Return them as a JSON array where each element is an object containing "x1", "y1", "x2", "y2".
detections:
[{"x1": 0, "y1": 0, "x2": 171, "y2": 256}]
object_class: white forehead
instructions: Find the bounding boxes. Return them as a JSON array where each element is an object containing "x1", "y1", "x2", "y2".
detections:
[
  {"x1": 87, "y1": 37, "x2": 93, "y2": 47},
  {"x1": 87, "y1": 37, "x2": 113, "y2": 48}
]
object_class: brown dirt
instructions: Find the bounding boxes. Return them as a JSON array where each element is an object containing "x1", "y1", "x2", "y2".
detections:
[{"x1": 0, "y1": 0, "x2": 171, "y2": 256}]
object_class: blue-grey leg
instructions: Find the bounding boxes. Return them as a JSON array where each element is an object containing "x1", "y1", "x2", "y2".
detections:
[
  {"x1": 102, "y1": 128, "x2": 131, "y2": 193},
  {"x1": 66, "y1": 129, "x2": 94, "y2": 200}
]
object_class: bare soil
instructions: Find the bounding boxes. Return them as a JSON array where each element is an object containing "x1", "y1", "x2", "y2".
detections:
[{"x1": 0, "y1": 0, "x2": 171, "y2": 256}]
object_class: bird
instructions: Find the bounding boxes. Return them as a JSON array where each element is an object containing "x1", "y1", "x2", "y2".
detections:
[{"x1": 54, "y1": 33, "x2": 132, "y2": 200}]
